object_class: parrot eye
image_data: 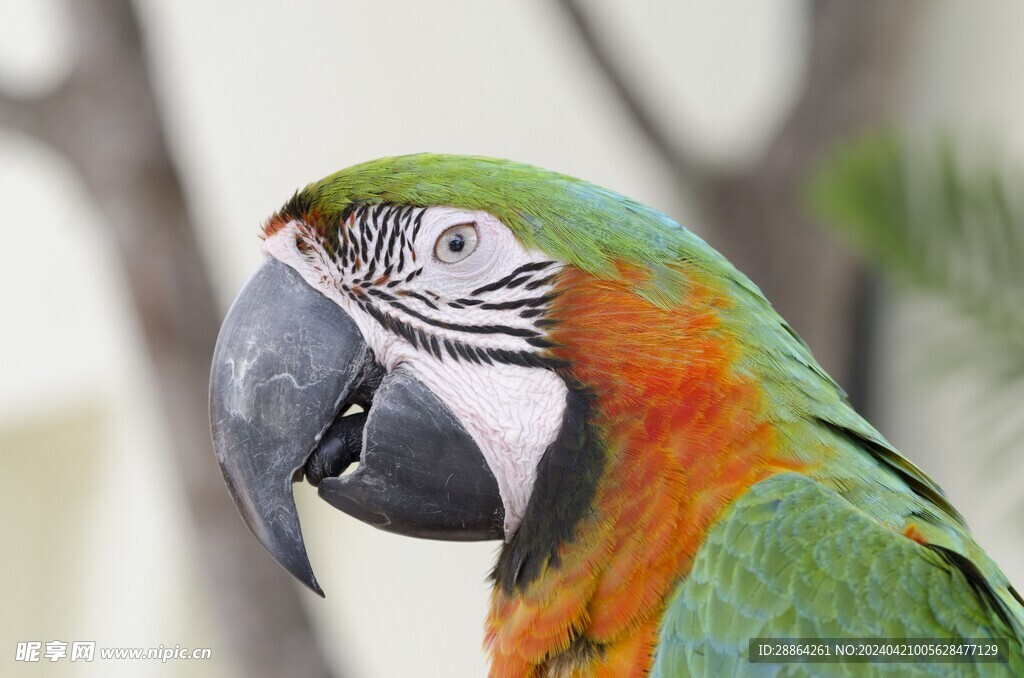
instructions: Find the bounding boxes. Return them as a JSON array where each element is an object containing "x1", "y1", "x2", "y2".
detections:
[{"x1": 434, "y1": 222, "x2": 478, "y2": 264}]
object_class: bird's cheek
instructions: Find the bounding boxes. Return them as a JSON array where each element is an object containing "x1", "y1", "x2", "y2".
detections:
[{"x1": 400, "y1": 361, "x2": 570, "y2": 537}]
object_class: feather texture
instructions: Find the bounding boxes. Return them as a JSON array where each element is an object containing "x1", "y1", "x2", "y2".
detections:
[{"x1": 275, "y1": 155, "x2": 1024, "y2": 676}]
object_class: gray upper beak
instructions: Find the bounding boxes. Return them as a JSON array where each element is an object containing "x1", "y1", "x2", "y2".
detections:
[
  {"x1": 209, "y1": 258, "x2": 376, "y2": 596},
  {"x1": 210, "y1": 256, "x2": 506, "y2": 597}
]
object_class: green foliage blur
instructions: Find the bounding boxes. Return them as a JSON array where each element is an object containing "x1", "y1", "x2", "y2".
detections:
[{"x1": 811, "y1": 133, "x2": 1024, "y2": 459}]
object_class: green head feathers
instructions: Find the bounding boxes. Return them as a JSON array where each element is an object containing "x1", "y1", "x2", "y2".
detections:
[{"x1": 276, "y1": 153, "x2": 738, "y2": 309}]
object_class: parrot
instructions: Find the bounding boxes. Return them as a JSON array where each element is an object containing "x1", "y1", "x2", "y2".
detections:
[{"x1": 208, "y1": 154, "x2": 1024, "y2": 676}]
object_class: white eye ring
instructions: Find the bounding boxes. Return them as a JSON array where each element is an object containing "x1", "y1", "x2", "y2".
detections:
[{"x1": 434, "y1": 222, "x2": 478, "y2": 264}]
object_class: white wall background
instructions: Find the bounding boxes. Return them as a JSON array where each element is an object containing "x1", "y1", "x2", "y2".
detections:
[{"x1": 0, "y1": 2, "x2": 1020, "y2": 676}]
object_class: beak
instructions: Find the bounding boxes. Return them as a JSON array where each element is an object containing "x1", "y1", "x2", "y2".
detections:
[
  {"x1": 318, "y1": 369, "x2": 505, "y2": 541},
  {"x1": 209, "y1": 258, "x2": 376, "y2": 596},
  {"x1": 210, "y1": 257, "x2": 504, "y2": 597}
]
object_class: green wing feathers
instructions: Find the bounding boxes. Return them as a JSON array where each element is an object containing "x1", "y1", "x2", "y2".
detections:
[{"x1": 652, "y1": 473, "x2": 1024, "y2": 677}]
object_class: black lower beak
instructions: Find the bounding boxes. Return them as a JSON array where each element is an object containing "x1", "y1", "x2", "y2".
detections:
[
  {"x1": 317, "y1": 369, "x2": 505, "y2": 541},
  {"x1": 210, "y1": 258, "x2": 504, "y2": 597},
  {"x1": 209, "y1": 258, "x2": 377, "y2": 596}
]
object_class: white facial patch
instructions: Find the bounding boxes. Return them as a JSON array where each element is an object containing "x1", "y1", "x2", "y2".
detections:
[
  {"x1": 264, "y1": 206, "x2": 570, "y2": 536},
  {"x1": 387, "y1": 347, "x2": 567, "y2": 536}
]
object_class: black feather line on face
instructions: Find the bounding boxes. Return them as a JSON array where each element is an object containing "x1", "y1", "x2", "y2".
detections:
[
  {"x1": 387, "y1": 301, "x2": 542, "y2": 338},
  {"x1": 366, "y1": 288, "x2": 398, "y2": 303},
  {"x1": 444, "y1": 339, "x2": 460, "y2": 361},
  {"x1": 525, "y1": 273, "x2": 558, "y2": 291},
  {"x1": 339, "y1": 203, "x2": 358, "y2": 226},
  {"x1": 412, "y1": 208, "x2": 426, "y2": 241},
  {"x1": 357, "y1": 206, "x2": 372, "y2": 267},
  {"x1": 402, "y1": 290, "x2": 439, "y2": 310},
  {"x1": 373, "y1": 206, "x2": 391, "y2": 266},
  {"x1": 470, "y1": 261, "x2": 554, "y2": 297},
  {"x1": 382, "y1": 211, "x2": 397, "y2": 270},
  {"x1": 480, "y1": 295, "x2": 553, "y2": 311}
]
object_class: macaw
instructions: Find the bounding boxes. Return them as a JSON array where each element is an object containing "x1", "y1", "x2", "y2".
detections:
[{"x1": 209, "y1": 154, "x2": 1024, "y2": 676}]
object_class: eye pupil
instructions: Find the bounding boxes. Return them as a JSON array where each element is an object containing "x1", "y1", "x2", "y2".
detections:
[{"x1": 434, "y1": 222, "x2": 478, "y2": 263}]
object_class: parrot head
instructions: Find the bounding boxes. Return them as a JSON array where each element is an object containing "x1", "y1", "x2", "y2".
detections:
[{"x1": 209, "y1": 154, "x2": 737, "y2": 597}]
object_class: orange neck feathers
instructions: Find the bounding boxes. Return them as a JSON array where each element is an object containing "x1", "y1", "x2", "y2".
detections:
[{"x1": 485, "y1": 264, "x2": 808, "y2": 676}]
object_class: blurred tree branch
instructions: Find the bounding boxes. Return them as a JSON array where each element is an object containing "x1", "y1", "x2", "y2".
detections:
[
  {"x1": 556, "y1": 0, "x2": 922, "y2": 411},
  {"x1": 0, "y1": 1, "x2": 333, "y2": 676},
  {"x1": 553, "y1": 0, "x2": 714, "y2": 189},
  {"x1": 0, "y1": 90, "x2": 47, "y2": 141}
]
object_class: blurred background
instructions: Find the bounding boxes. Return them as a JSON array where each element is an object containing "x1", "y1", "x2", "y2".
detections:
[{"x1": 1, "y1": 1, "x2": 1022, "y2": 676}]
